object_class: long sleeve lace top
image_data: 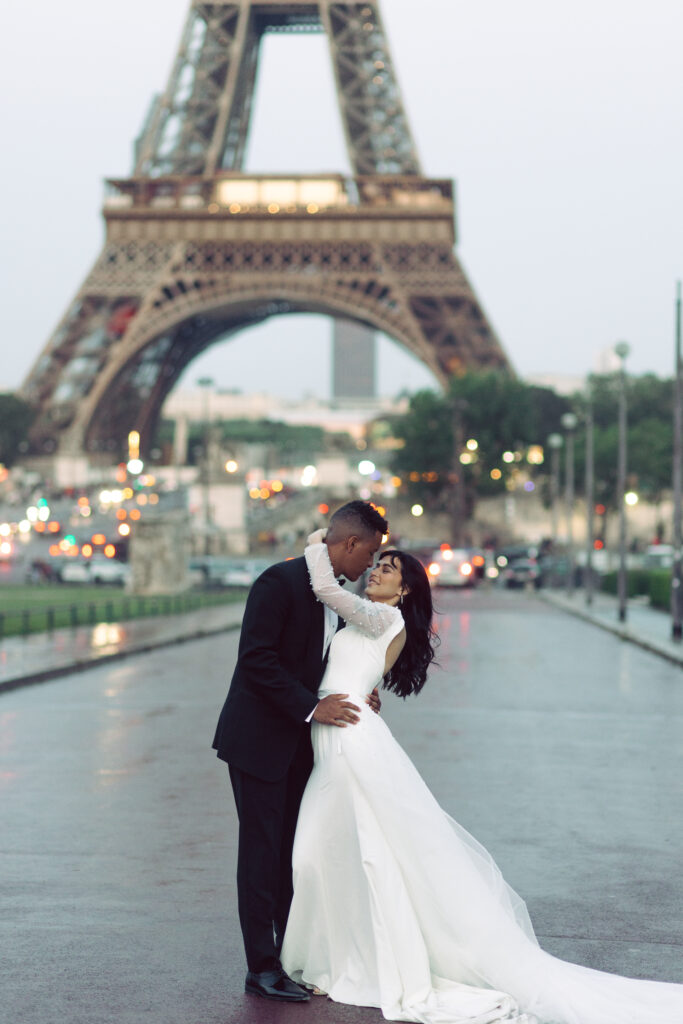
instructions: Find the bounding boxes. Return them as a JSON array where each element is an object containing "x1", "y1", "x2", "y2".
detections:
[{"x1": 305, "y1": 542, "x2": 403, "y2": 640}]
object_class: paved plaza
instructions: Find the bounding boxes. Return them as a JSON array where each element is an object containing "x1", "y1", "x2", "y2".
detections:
[{"x1": 1, "y1": 590, "x2": 682, "y2": 1024}]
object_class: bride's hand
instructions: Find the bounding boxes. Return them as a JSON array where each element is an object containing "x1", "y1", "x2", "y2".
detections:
[
  {"x1": 307, "y1": 528, "x2": 327, "y2": 546},
  {"x1": 366, "y1": 687, "x2": 381, "y2": 715}
]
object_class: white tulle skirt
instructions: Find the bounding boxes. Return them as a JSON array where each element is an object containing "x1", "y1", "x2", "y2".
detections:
[{"x1": 281, "y1": 695, "x2": 683, "y2": 1024}]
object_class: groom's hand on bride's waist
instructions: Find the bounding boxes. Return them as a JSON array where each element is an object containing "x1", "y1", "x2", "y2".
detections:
[{"x1": 312, "y1": 694, "x2": 361, "y2": 727}]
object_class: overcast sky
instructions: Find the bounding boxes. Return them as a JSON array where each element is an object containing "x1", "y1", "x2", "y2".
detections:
[{"x1": 2, "y1": 0, "x2": 682, "y2": 399}]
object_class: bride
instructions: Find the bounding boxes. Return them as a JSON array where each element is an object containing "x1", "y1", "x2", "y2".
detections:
[{"x1": 281, "y1": 533, "x2": 683, "y2": 1024}]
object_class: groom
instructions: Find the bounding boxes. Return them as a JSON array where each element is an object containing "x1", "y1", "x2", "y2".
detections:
[{"x1": 212, "y1": 500, "x2": 388, "y2": 1002}]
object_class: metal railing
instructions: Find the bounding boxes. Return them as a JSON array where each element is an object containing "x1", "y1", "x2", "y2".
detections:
[{"x1": 0, "y1": 589, "x2": 242, "y2": 640}]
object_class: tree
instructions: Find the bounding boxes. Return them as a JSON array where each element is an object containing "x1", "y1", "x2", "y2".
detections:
[
  {"x1": 156, "y1": 417, "x2": 353, "y2": 466},
  {"x1": 216, "y1": 419, "x2": 326, "y2": 462},
  {"x1": 390, "y1": 372, "x2": 570, "y2": 513},
  {"x1": 0, "y1": 393, "x2": 35, "y2": 467},
  {"x1": 572, "y1": 374, "x2": 674, "y2": 507},
  {"x1": 389, "y1": 390, "x2": 452, "y2": 510}
]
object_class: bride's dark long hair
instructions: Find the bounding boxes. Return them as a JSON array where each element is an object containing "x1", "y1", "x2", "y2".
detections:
[{"x1": 379, "y1": 550, "x2": 439, "y2": 698}]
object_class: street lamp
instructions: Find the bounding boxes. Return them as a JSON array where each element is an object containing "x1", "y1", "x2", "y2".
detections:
[
  {"x1": 547, "y1": 433, "x2": 563, "y2": 553},
  {"x1": 584, "y1": 386, "x2": 595, "y2": 606},
  {"x1": 615, "y1": 341, "x2": 630, "y2": 623},
  {"x1": 197, "y1": 376, "x2": 215, "y2": 556},
  {"x1": 450, "y1": 397, "x2": 468, "y2": 547},
  {"x1": 672, "y1": 281, "x2": 683, "y2": 641},
  {"x1": 561, "y1": 412, "x2": 578, "y2": 595}
]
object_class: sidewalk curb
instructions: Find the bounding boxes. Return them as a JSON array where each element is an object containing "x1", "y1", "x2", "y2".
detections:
[
  {"x1": 0, "y1": 617, "x2": 243, "y2": 696},
  {"x1": 539, "y1": 592, "x2": 683, "y2": 669}
]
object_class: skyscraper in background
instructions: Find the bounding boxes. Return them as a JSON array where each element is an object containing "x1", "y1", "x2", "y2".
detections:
[{"x1": 332, "y1": 319, "x2": 376, "y2": 399}]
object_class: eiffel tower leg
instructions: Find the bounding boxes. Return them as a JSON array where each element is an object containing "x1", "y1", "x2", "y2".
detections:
[
  {"x1": 322, "y1": 1, "x2": 421, "y2": 175},
  {"x1": 135, "y1": 3, "x2": 258, "y2": 177}
]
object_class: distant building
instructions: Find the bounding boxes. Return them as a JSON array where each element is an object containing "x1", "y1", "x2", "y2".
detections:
[
  {"x1": 332, "y1": 319, "x2": 376, "y2": 399},
  {"x1": 593, "y1": 346, "x2": 623, "y2": 375},
  {"x1": 162, "y1": 387, "x2": 407, "y2": 444},
  {"x1": 525, "y1": 372, "x2": 586, "y2": 396}
]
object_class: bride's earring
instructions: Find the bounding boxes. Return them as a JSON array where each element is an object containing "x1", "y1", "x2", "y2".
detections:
[{"x1": 398, "y1": 592, "x2": 404, "y2": 608}]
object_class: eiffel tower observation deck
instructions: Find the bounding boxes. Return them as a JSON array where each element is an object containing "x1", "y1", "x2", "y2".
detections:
[{"x1": 22, "y1": 0, "x2": 511, "y2": 478}]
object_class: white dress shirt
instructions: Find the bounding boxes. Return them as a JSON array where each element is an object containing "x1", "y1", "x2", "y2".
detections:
[
  {"x1": 305, "y1": 588, "x2": 341, "y2": 722},
  {"x1": 322, "y1": 602, "x2": 339, "y2": 659}
]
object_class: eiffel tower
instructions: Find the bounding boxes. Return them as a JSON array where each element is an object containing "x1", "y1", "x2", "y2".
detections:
[{"x1": 22, "y1": 0, "x2": 511, "y2": 472}]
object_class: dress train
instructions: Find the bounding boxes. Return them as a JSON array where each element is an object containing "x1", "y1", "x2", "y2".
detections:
[{"x1": 281, "y1": 543, "x2": 683, "y2": 1024}]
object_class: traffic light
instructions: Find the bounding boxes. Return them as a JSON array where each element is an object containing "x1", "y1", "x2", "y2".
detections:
[{"x1": 594, "y1": 503, "x2": 607, "y2": 549}]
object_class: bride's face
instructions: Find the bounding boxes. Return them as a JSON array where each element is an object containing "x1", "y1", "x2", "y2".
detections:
[{"x1": 365, "y1": 554, "x2": 405, "y2": 605}]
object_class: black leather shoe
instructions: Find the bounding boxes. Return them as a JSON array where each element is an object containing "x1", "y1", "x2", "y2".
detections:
[{"x1": 245, "y1": 969, "x2": 311, "y2": 1002}]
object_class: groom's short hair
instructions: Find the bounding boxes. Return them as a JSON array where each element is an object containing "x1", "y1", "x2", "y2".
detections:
[{"x1": 327, "y1": 500, "x2": 388, "y2": 541}]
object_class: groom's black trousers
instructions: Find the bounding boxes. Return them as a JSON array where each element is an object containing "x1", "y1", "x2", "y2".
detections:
[{"x1": 228, "y1": 733, "x2": 312, "y2": 974}]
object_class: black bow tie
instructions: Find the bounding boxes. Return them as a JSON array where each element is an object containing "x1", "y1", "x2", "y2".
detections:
[{"x1": 337, "y1": 577, "x2": 347, "y2": 587}]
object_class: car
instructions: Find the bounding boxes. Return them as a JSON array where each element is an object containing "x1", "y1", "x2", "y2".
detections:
[
  {"x1": 467, "y1": 548, "x2": 488, "y2": 581},
  {"x1": 58, "y1": 560, "x2": 91, "y2": 584},
  {"x1": 642, "y1": 544, "x2": 674, "y2": 570},
  {"x1": 26, "y1": 558, "x2": 61, "y2": 583},
  {"x1": 60, "y1": 557, "x2": 130, "y2": 585},
  {"x1": 537, "y1": 555, "x2": 569, "y2": 587},
  {"x1": 189, "y1": 556, "x2": 237, "y2": 585},
  {"x1": 427, "y1": 548, "x2": 476, "y2": 588},
  {"x1": 220, "y1": 558, "x2": 273, "y2": 588},
  {"x1": 502, "y1": 558, "x2": 541, "y2": 589}
]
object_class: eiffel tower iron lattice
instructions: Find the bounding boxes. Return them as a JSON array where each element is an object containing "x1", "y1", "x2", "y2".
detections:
[{"x1": 22, "y1": 0, "x2": 511, "y2": 468}]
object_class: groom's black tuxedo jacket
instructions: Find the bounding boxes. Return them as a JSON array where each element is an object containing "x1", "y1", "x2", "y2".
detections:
[{"x1": 212, "y1": 555, "x2": 328, "y2": 782}]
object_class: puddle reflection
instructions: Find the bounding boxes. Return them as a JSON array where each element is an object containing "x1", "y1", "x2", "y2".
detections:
[
  {"x1": 91, "y1": 623, "x2": 124, "y2": 651},
  {"x1": 0, "y1": 711, "x2": 17, "y2": 755}
]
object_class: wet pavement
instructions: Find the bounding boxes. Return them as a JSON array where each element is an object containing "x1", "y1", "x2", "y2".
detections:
[
  {"x1": 0, "y1": 601, "x2": 245, "y2": 693},
  {"x1": 1, "y1": 589, "x2": 682, "y2": 1024},
  {"x1": 542, "y1": 587, "x2": 683, "y2": 667},
  {"x1": 2, "y1": 583, "x2": 682, "y2": 698}
]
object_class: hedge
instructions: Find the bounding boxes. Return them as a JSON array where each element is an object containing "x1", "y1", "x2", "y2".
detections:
[
  {"x1": 648, "y1": 570, "x2": 672, "y2": 611},
  {"x1": 601, "y1": 569, "x2": 651, "y2": 599},
  {"x1": 600, "y1": 569, "x2": 671, "y2": 610}
]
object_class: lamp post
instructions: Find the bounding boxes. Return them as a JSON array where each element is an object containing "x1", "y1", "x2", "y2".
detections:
[
  {"x1": 450, "y1": 397, "x2": 468, "y2": 547},
  {"x1": 547, "y1": 433, "x2": 563, "y2": 552},
  {"x1": 672, "y1": 282, "x2": 683, "y2": 641},
  {"x1": 584, "y1": 387, "x2": 595, "y2": 606},
  {"x1": 197, "y1": 376, "x2": 215, "y2": 556},
  {"x1": 561, "y1": 412, "x2": 578, "y2": 595},
  {"x1": 615, "y1": 341, "x2": 630, "y2": 623}
]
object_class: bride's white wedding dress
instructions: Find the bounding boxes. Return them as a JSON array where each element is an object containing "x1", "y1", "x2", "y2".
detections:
[{"x1": 281, "y1": 543, "x2": 683, "y2": 1024}]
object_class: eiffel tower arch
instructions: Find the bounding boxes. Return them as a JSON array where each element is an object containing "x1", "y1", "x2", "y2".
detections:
[{"x1": 22, "y1": 0, "x2": 511, "y2": 473}]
